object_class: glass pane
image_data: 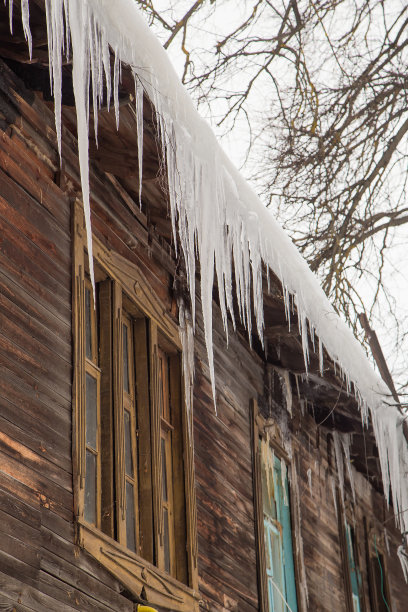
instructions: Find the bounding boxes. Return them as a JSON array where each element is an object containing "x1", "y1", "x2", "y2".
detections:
[
  {"x1": 126, "y1": 481, "x2": 136, "y2": 552},
  {"x1": 85, "y1": 287, "x2": 92, "y2": 360},
  {"x1": 86, "y1": 373, "x2": 97, "y2": 449},
  {"x1": 124, "y1": 410, "x2": 133, "y2": 477},
  {"x1": 163, "y1": 506, "x2": 170, "y2": 573},
  {"x1": 161, "y1": 437, "x2": 168, "y2": 502},
  {"x1": 123, "y1": 323, "x2": 130, "y2": 393},
  {"x1": 84, "y1": 451, "x2": 96, "y2": 524}
]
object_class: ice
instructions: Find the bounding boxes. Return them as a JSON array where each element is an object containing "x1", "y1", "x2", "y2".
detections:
[
  {"x1": 261, "y1": 436, "x2": 274, "y2": 501},
  {"x1": 397, "y1": 545, "x2": 408, "y2": 582},
  {"x1": 341, "y1": 433, "x2": 356, "y2": 503},
  {"x1": 21, "y1": 0, "x2": 32, "y2": 58},
  {"x1": 281, "y1": 458, "x2": 288, "y2": 506},
  {"x1": 307, "y1": 467, "x2": 313, "y2": 497},
  {"x1": 10, "y1": 0, "x2": 408, "y2": 538},
  {"x1": 179, "y1": 299, "x2": 195, "y2": 441},
  {"x1": 332, "y1": 431, "x2": 345, "y2": 508}
]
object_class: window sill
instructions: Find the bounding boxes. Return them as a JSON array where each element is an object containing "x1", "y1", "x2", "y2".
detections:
[{"x1": 78, "y1": 520, "x2": 200, "y2": 611}]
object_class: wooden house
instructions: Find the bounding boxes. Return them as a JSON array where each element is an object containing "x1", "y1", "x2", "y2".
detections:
[{"x1": 0, "y1": 2, "x2": 407, "y2": 611}]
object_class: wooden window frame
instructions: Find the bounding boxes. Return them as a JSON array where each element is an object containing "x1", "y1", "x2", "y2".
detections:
[
  {"x1": 73, "y1": 201, "x2": 199, "y2": 611},
  {"x1": 251, "y1": 399, "x2": 301, "y2": 612},
  {"x1": 364, "y1": 520, "x2": 393, "y2": 612}
]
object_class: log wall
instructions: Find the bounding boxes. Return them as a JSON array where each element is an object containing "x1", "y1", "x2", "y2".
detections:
[{"x1": 0, "y1": 52, "x2": 407, "y2": 612}]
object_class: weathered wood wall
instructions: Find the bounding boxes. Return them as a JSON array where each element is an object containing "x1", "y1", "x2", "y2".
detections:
[
  {"x1": 0, "y1": 56, "x2": 134, "y2": 612},
  {"x1": 0, "y1": 45, "x2": 407, "y2": 612}
]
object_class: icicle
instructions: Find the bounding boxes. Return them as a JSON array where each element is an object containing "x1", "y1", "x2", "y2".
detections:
[
  {"x1": 307, "y1": 467, "x2": 313, "y2": 497},
  {"x1": 134, "y1": 76, "x2": 144, "y2": 207},
  {"x1": 8, "y1": 0, "x2": 13, "y2": 34},
  {"x1": 331, "y1": 475, "x2": 338, "y2": 518},
  {"x1": 384, "y1": 527, "x2": 390, "y2": 556},
  {"x1": 66, "y1": 0, "x2": 95, "y2": 293},
  {"x1": 113, "y1": 51, "x2": 120, "y2": 129},
  {"x1": 46, "y1": 0, "x2": 64, "y2": 157},
  {"x1": 341, "y1": 433, "x2": 356, "y2": 503},
  {"x1": 21, "y1": 0, "x2": 32, "y2": 58},
  {"x1": 318, "y1": 338, "x2": 324, "y2": 375},
  {"x1": 281, "y1": 458, "x2": 288, "y2": 506},
  {"x1": 261, "y1": 436, "x2": 274, "y2": 502},
  {"x1": 397, "y1": 545, "x2": 408, "y2": 582},
  {"x1": 333, "y1": 431, "x2": 345, "y2": 508},
  {"x1": 179, "y1": 299, "x2": 195, "y2": 441},
  {"x1": 282, "y1": 370, "x2": 293, "y2": 417}
]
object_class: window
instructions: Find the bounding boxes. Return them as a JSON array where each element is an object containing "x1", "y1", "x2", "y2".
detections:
[
  {"x1": 336, "y1": 491, "x2": 366, "y2": 612},
  {"x1": 344, "y1": 521, "x2": 362, "y2": 612},
  {"x1": 365, "y1": 528, "x2": 392, "y2": 612},
  {"x1": 369, "y1": 550, "x2": 392, "y2": 612},
  {"x1": 252, "y1": 402, "x2": 298, "y2": 612},
  {"x1": 73, "y1": 203, "x2": 198, "y2": 611}
]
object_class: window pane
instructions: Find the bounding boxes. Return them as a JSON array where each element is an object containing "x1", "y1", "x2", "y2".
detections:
[
  {"x1": 85, "y1": 287, "x2": 92, "y2": 360},
  {"x1": 123, "y1": 323, "x2": 130, "y2": 393},
  {"x1": 84, "y1": 451, "x2": 96, "y2": 524},
  {"x1": 86, "y1": 373, "x2": 97, "y2": 449},
  {"x1": 124, "y1": 410, "x2": 133, "y2": 477},
  {"x1": 126, "y1": 481, "x2": 136, "y2": 552},
  {"x1": 161, "y1": 437, "x2": 168, "y2": 502},
  {"x1": 163, "y1": 507, "x2": 170, "y2": 573}
]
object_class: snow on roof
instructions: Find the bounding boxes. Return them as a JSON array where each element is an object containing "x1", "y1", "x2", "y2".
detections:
[{"x1": 10, "y1": 0, "x2": 408, "y2": 535}]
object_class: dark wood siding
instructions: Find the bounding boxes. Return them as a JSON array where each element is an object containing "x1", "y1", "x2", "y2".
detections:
[
  {"x1": 0, "y1": 32, "x2": 407, "y2": 612},
  {"x1": 0, "y1": 57, "x2": 133, "y2": 612}
]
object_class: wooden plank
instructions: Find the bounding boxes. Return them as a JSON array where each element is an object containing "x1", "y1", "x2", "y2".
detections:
[
  {"x1": 40, "y1": 548, "x2": 133, "y2": 612},
  {"x1": 99, "y1": 279, "x2": 115, "y2": 539},
  {"x1": 0, "y1": 329, "x2": 71, "y2": 403},
  {"x1": 0, "y1": 249, "x2": 71, "y2": 324},
  {"x1": 0, "y1": 268, "x2": 71, "y2": 345},
  {"x1": 0, "y1": 360, "x2": 70, "y2": 425},
  {"x1": 0, "y1": 219, "x2": 70, "y2": 315},
  {"x1": 0, "y1": 428, "x2": 71, "y2": 492},
  {"x1": 0, "y1": 370, "x2": 70, "y2": 447},
  {"x1": 0, "y1": 450, "x2": 73, "y2": 520},
  {"x1": 0, "y1": 486, "x2": 41, "y2": 531},
  {"x1": 0, "y1": 135, "x2": 69, "y2": 228},
  {"x1": 0, "y1": 168, "x2": 70, "y2": 265},
  {"x1": 0, "y1": 402, "x2": 70, "y2": 473},
  {"x1": 39, "y1": 567, "x2": 120, "y2": 612},
  {"x1": 133, "y1": 317, "x2": 154, "y2": 564},
  {"x1": 0, "y1": 288, "x2": 71, "y2": 365}
]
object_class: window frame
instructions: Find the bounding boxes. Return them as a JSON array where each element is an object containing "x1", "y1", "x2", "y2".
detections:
[
  {"x1": 339, "y1": 513, "x2": 365, "y2": 612},
  {"x1": 251, "y1": 400, "x2": 301, "y2": 612},
  {"x1": 364, "y1": 519, "x2": 393, "y2": 612},
  {"x1": 72, "y1": 201, "x2": 199, "y2": 611}
]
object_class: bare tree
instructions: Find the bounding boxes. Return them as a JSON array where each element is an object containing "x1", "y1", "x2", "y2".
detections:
[{"x1": 135, "y1": 0, "x2": 408, "y2": 392}]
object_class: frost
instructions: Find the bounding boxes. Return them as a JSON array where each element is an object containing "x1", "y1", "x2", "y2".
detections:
[{"x1": 8, "y1": 0, "x2": 408, "y2": 537}]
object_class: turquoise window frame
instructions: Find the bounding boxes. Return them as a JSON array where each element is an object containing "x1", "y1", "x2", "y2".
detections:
[
  {"x1": 262, "y1": 450, "x2": 298, "y2": 612},
  {"x1": 345, "y1": 522, "x2": 362, "y2": 612}
]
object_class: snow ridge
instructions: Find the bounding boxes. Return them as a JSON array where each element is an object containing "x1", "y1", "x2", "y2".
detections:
[{"x1": 9, "y1": 0, "x2": 408, "y2": 536}]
